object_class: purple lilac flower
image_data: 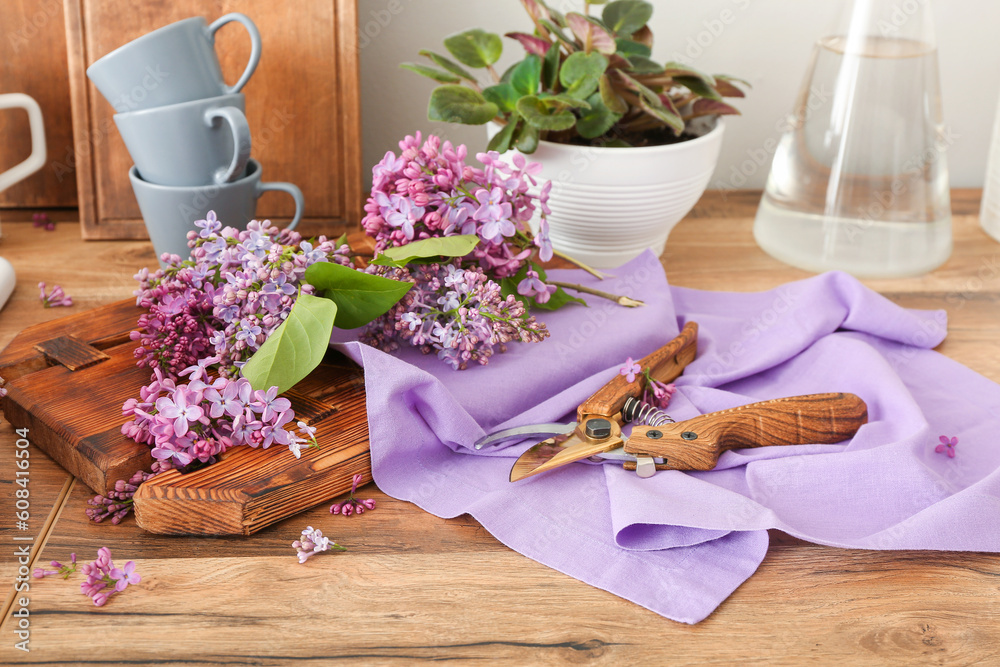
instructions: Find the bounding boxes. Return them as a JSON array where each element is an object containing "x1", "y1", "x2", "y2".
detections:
[
  {"x1": 620, "y1": 358, "x2": 642, "y2": 383},
  {"x1": 131, "y1": 215, "x2": 347, "y2": 381},
  {"x1": 79, "y1": 547, "x2": 139, "y2": 606},
  {"x1": 361, "y1": 262, "x2": 549, "y2": 370},
  {"x1": 517, "y1": 270, "x2": 557, "y2": 304},
  {"x1": 331, "y1": 474, "x2": 376, "y2": 516},
  {"x1": 936, "y1": 435, "x2": 958, "y2": 458},
  {"x1": 292, "y1": 526, "x2": 345, "y2": 563},
  {"x1": 122, "y1": 366, "x2": 317, "y2": 467},
  {"x1": 38, "y1": 282, "x2": 72, "y2": 308},
  {"x1": 362, "y1": 132, "x2": 551, "y2": 280},
  {"x1": 32, "y1": 213, "x2": 55, "y2": 231}
]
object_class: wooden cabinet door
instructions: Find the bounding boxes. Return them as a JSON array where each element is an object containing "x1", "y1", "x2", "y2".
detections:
[
  {"x1": 64, "y1": 0, "x2": 362, "y2": 239},
  {"x1": 0, "y1": 0, "x2": 78, "y2": 209}
]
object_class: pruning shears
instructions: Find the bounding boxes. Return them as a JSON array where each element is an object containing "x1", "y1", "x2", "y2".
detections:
[{"x1": 474, "y1": 322, "x2": 869, "y2": 482}]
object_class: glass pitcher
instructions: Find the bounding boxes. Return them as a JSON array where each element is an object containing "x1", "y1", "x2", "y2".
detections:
[{"x1": 753, "y1": 0, "x2": 951, "y2": 278}]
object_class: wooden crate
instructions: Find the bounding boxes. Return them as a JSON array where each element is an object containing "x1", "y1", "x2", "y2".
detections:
[
  {"x1": 63, "y1": 0, "x2": 363, "y2": 240},
  {"x1": 0, "y1": 299, "x2": 372, "y2": 536}
]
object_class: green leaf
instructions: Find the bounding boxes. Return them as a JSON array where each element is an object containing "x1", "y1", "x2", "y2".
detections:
[
  {"x1": 444, "y1": 29, "x2": 503, "y2": 68},
  {"x1": 334, "y1": 232, "x2": 349, "y2": 249},
  {"x1": 241, "y1": 293, "x2": 337, "y2": 394},
  {"x1": 602, "y1": 0, "x2": 653, "y2": 35},
  {"x1": 713, "y1": 75, "x2": 748, "y2": 98},
  {"x1": 540, "y1": 93, "x2": 591, "y2": 109},
  {"x1": 566, "y1": 13, "x2": 616, "y2": 55},
  {"x1": 487, "y1": 119, "x2": 518, "y2": 153},
  {"x1": 303, "y1": 263, "x2": 412, "y2": 330},
  {"x1": 516, "y1": 96, "x2": 577, "y2": 131},
  {"x1": 602, "y1": 138, "x2": 632, "y2": 147},
  {"x1": 483, "y1": 83, "x2": 520, "y2": 114},
  {"x1": 615, "y1": 38, "x2": 651, "y2": 58},
  {"x1": 419, "y1": 50, "x2": 478, "y2": 83},
  {"x1": 599, "y1": 73, "x2": 628, "y2": 114},
  {"x1": 559, "y1": 51, "x2": 608, "y2": 99},
  {"x1": 542, "y1": 43, "x2": 561, "y2": 89},
  {"x1": 428, "y1": 85, "x2": 499, "y2": 125},
  {"x1": 374, "y1": 235, "x2": 481, "y2": 267},
  {"x1": 539, "y1": 19, "x2": 578, "y2": 52},
  {"x1": 500, "y1": 263, "x2": 587, "y2": 312},
  {"x1": 577, "y1": 92, "x2": 622, "y2": 139},
  {"x1": 639, "y1": 95, "x2": 683, "y2": 134},
  {"x1": 400, "y1": 62, "x2": 461, "y2": 84},
  {"x1": 510, "y1": 55, "x2": 542, "y2": 96},
  {"x1": 662, "y1": 62, "x2": 716, "y2": 86},
  {"x1": 675, "y1": 75, "x2": 722, "y2": 101},
  {"x1": 514, "y1": 122, "x2": 540, "y2": 153},
  {"x1": 625, "y1": 55, "x2": 663, "y2": 75}
]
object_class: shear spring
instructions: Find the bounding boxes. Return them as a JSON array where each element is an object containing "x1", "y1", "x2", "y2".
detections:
[{"x1": 622, "y1": 397, "x2": 675, "y2": 427}]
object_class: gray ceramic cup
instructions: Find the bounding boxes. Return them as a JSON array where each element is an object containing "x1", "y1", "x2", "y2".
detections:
[
  {"x1": 129, "y1": 159, "x2": 303, "y2": 263},
  {"x1": 115, "y1": 93, "x2": 251, "y2": 187},
  {"x1": 87, "y1": 14, "x2": 261, "y2": 113}
]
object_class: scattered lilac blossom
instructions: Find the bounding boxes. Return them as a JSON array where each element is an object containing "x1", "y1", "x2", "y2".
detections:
[
  {"x1": 32, "y1": 213, "x2": 55, "y2": 231},
  {"x1": 80, "y1": 547, "x2": 139, "y2": 606},
  {"x1": 936, "y1": 435, "x2": 958, "y2": 458},
  {"x1": 330, "y1": 474, "x2": 376, "y2": 516},
  {"x1": 38, "y1": 282, "x2": 72, "y2": 308},
  {"x1": 362, "y1": 262, "x2": 549, "y2": 370},
  {"x1": 362, "y1": 132, "x2": 553, "y2": 281},
  {"x1": 33, "y1": 553, "x2": 76, "y2": 580},
  {"x1": 86, "y1": 470, "x2": 159, "y2": 524},
  {"x1": 517, "y1": 269, "x2": 557, "y2": 304},
  {"x1": 292, "y1": 526, "x2": 346, "y2": 564},
  {"x1": 620, "y1": 358, "x2": 642, "y2": 383}
]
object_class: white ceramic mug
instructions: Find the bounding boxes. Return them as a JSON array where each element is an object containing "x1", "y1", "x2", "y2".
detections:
[{"x1": 0, "y1": 93, "x2": 46, "y2": 192}]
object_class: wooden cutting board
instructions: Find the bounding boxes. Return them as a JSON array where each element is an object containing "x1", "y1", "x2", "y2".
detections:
[{"x1": 0, "y1": 299, "x2": 371, "y2": 536}]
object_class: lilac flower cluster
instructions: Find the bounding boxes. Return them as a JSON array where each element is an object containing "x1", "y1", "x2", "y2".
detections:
[
  {"x1": 292, "y1": 526, "x2": 346, "y2": 564},
  {"x1": 38, "y1": 282, "x2": 72, "y2": 308},
  {"x1": 79, "y1": 547, "x2": 140, "y2": 607},
  {"x1": 33, "y1": 553, "x2": 77, "y2": 580},
  {"x1": 131, "y1": 213, "x2": 349, "y2": 380},
  {"x1": 86, "y1": 470, "x2": 158, "y2": 524},
  {"x1": 363, "y1": 132, "x2": 554, "y2": 279},
  {"x1": 121, "y1": 361, "x2": 318, "y2": 469},
  {"x1": 362, "y1": 262, "x2": 549, "y2": 370},
  {"x1": 32, "y1": 212, "x2": 55, "y2": 231},
  {"x1": 330, "y1": 473, "x2": 375, "y2": 516}
]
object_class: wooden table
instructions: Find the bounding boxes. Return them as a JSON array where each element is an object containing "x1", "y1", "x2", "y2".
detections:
[{"x1": 1, "y1": 192, "x2": 998, "y2": 665}]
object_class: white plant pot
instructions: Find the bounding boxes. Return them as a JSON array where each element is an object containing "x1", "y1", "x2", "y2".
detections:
[{"x1": 490, "y1": 120, "x2": 725, "y2": 269}]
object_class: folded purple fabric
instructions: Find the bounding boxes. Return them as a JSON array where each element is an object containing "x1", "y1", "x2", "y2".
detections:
[{"x1": 335, "y1": 252, "x2": 1000, "y2": 623}]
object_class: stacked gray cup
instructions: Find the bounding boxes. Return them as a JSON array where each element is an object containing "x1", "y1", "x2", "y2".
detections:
[{"x1": 87, "y1": 13, "x2": 303, "y2": 263}]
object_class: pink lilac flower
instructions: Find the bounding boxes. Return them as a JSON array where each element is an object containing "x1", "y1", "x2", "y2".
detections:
[
  {"x1": 33, "y1": 553, "x2": 76, "y2": 580},
  {"x1": 292, "y1": 526, "x2": 345, "y2": 564},
  {"x1": 33, "y1": 213, "x2": 55, "y2": 231},
  {"x1": 362, "y1": 262, "x2": 549, "y2": 370},
  {"x1": 38, "y1": 282, "x2": 72, "y2": 308},
  {"x1": 79, "y1": 547, "x2": 139, "y2": 606},
  {"x1": 645, "y1": 379, "x2": 676, "y2": 410},
  {"x1": 517, "y1": 270, "x2": 557, "y2": 304},
  {"x1": 936, "y1": 435, "x2": 958, "y2": 458},
  {"x1": 330, "y1": 473, "x2": 376, "y2": 516},
  {"x1": 620, "y1": 358, "x2": 642, "y2": 383},
  {"x1": 86, "y1": 470, "x2": 158, "y2": 524},
  {"x1": 362, "y1": 132, "x2": 552, "y2": 281},
  {"x1": 121, "y1": 366, "x2": 317, "y2": 467}
]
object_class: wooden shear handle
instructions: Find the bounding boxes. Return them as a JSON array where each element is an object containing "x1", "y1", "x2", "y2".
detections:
[
  {"x1": 624, "y1": 392, "x2": 869, "y2": 471},
  {"x1": 577, "y1": 321, "x2": 698, "y2": 423}
]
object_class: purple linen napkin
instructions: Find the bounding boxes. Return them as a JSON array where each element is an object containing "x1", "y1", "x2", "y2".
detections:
[{"x1": 335, "y1": 255, "x2": 1000, "y2": 623}]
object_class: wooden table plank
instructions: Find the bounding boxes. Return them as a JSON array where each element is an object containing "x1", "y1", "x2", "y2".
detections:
[{"x1": 1, "y1": 193, "x2": 999, "y2": 664}]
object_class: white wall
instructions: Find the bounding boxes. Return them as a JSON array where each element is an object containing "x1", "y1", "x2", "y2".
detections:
[{"x1": 358, "y1": 0, "x2": 1000, "y2": 190}]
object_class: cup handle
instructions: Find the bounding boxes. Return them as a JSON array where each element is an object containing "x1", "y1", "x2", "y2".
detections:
[
  {"x1": 0, "y1": 93, "x2": 46, "y2": 192},
  {"x1": 257, "y1": 181, "x2": 304, "y2": 231},
  {"x1": 204, "y1": 106, "x2": 251, "y2": 185},
  {"x1": 207, "y1": 13, "x2": 262, "y2": 95}
]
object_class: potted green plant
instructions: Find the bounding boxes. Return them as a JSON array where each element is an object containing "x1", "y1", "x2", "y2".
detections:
[{"x1": 403, "y1": 0, "x2": 747, "y2": 268}]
